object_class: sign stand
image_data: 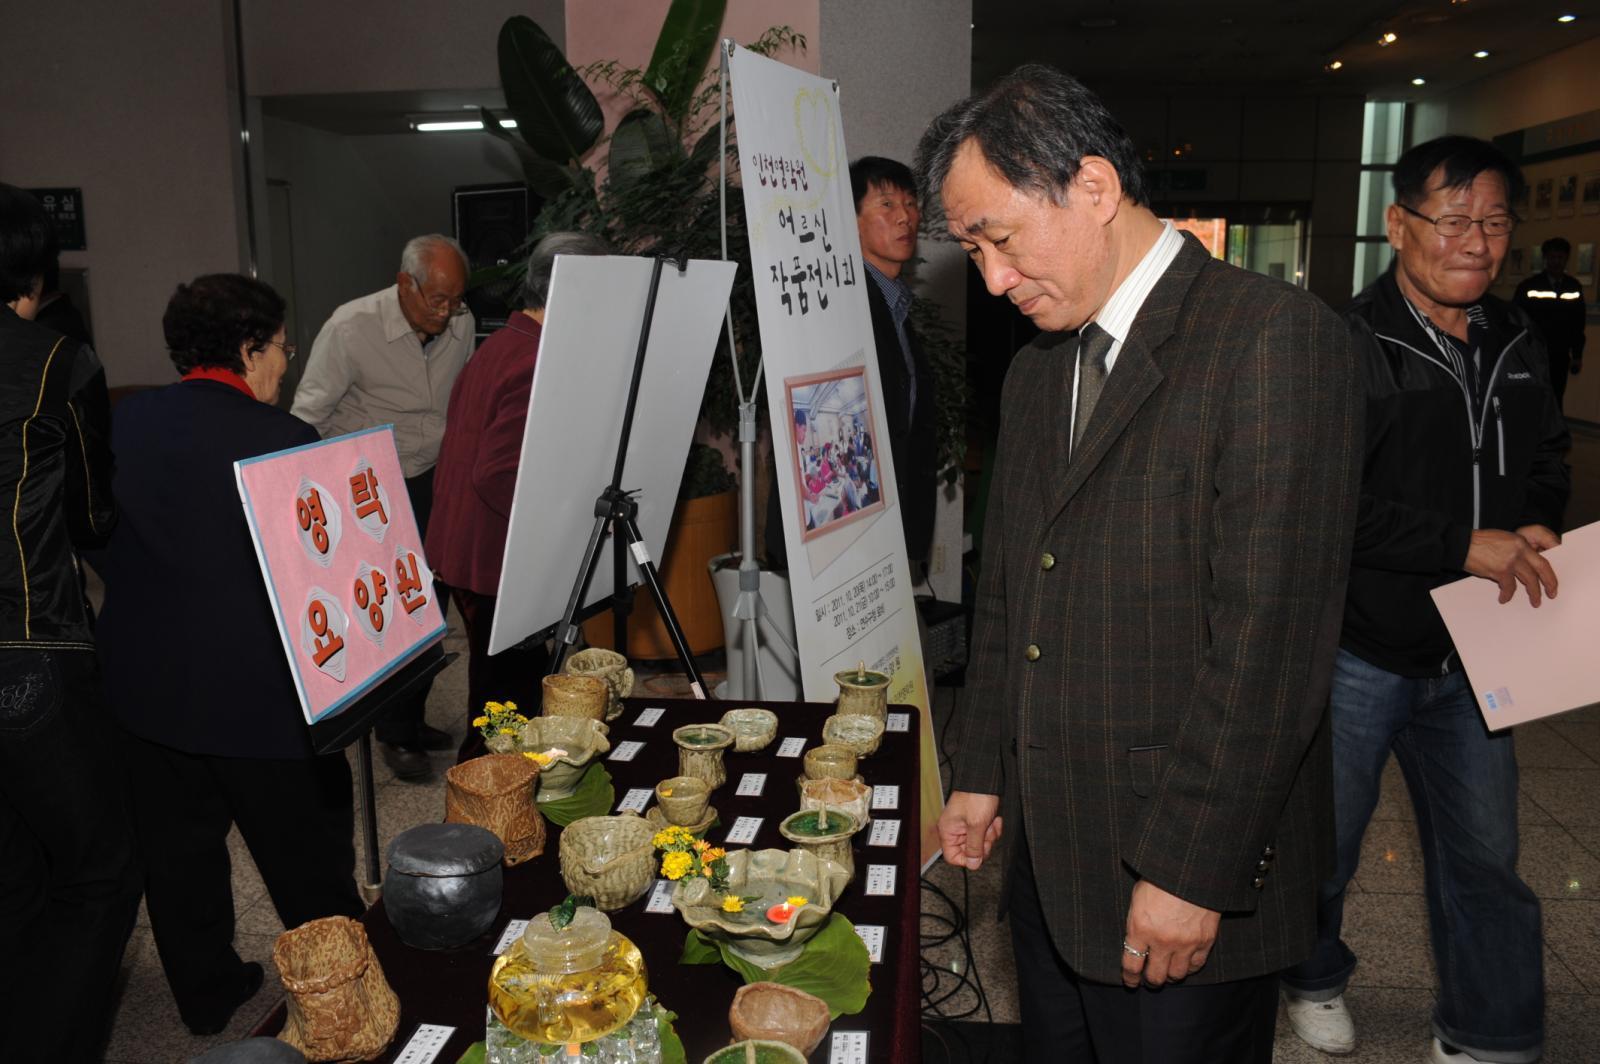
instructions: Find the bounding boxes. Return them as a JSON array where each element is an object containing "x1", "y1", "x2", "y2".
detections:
[
  {"x1": 546, "y1": 256, "x2": 708, "y2": 699},
  {"x1": 307, "y1": 644, "x2": 457, "y2": 892}
]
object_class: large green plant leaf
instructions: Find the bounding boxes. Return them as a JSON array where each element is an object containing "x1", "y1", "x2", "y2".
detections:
[
  {"x1": 498, "y1": 15, "x2": 603, "y2": 165},
  {"x1": 644, "y1": 0, "x2": 727, "y2": 123},
  {"x1": 679, "y1": 914, "x2": 871, "y2": 1018},
  {"x1": 477, "y1": 107, "x2": 583, "y2": 200},
  {"x1": 537, "y1": 762, "x2": 615, "y2": 827},
  {"x1": 609, "y1": 109, "x2": 682, "y2": 189}
]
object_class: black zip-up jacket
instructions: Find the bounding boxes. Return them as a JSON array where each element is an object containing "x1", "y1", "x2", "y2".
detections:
[
  {"x1": 1342, "y1": 268, "x2": 1570, "y2": 677},
  {"x1": 0, "y1": 305, "x2": 114, "y2": 651}
]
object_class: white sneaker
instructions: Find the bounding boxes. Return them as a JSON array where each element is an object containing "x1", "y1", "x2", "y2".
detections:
[{"x1": 1283, "y1": 991, "x2": 1356, "y2": 1055}]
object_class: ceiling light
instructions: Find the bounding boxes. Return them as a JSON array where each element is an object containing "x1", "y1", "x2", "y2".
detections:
[
  {"x1": 1380, "y1": 31, "x2": 1398, "y2": 45},
  {"x1": 412, "y1": 118, "x2": 517, "y2": 133},
  {"x1": 1473, "y1": 50, "x2": 1490, "y2": 59},
  {"x1": 1412, "y1": 77, "x2": 1427, "y2": 85},
  {"x1": 1558, "y1": 15, "x2": 1577, "y2": 23},
  {"x1": 1327, "y1": 59, "x2": 1344, "y2": 70}
]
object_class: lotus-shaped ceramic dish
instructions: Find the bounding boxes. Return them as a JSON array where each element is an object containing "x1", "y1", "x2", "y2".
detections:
[
  {"x1": 673, "y1": 848, "x2": 850, "y2": 970},
  {"x1": 719, "y1": 707, "x2": 779, "y2": 753},
  {"x1": 518, "y1": 716, "x2": 610, "y2": 799},
  {"x1": 821, "y1": 713, "x2": 884, "y2": 757}
]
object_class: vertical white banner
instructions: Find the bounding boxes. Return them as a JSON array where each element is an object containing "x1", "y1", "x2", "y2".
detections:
[{"x1": 729, "y1": 45, "x2": 942, "y2": 863}]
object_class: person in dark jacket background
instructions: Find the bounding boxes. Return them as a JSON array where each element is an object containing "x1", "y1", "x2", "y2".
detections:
[
  {"x1": 99, "y1": 274, "x2": 363, "y2": 1036},
  {"x1": 0, "y1": 183, "x2": 138, "y2": 1062},
  {"x1": 1514, "y1": 236, "x2": 1586, "y2": 411},
  {"x1": 1281, "y1": 137, "x2": 1569, "y2": 1064}
]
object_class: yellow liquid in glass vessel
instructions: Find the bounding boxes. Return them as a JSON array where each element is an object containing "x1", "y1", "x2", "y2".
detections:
[{"x1": 488, "y1": 932, "x2": 648, "y2": 1045}]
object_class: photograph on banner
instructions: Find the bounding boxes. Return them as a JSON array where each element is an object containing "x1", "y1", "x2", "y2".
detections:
[
  {"x1": 783, "y1": 364, "x2": 893, "y2": 565},
  {"x1": 236, "y1": 425, "x2": 447, "y2": 724}
]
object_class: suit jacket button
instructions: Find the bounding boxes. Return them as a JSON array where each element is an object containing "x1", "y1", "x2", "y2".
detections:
[
  {"x1": 1040, "y1": 552, "x2": 1056, "y2": 571},
  {"x1": 1252, "y1": 876, "x2": 1266, "y2": 890},
  {"x1": 1263, "y1": 845, "x2": 1276, "y2": 858},
  {"x1": 1257, "y1": 860, "x2": 1270, "y2": 872},
  {"x1": 1024, "y1": 644, "x2": 1041, "y2": 662}
]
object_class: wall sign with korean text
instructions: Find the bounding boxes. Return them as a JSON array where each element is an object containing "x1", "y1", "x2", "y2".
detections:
[{"x1": 236, "y1": 425, "x2": 446, "y2": 724}]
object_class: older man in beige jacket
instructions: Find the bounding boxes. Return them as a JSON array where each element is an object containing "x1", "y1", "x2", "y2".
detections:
[{"x1": 291, "y1": 233, "x2": 475, "y2": 778}]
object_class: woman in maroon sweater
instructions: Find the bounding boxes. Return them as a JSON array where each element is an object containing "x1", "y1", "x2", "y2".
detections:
[{"x1": 427, "y1": 232, "x2": 608, "y2": 751}]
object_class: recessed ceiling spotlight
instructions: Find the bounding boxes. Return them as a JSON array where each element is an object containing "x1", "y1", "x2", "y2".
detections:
[
  {"x1": 1412, "y1": 77, "x2": 1427, "y2": 86},
  {"x1": 1473, "y1": 50, "x2": 1490, "y2": 59},
  {"x1": 1558, "y1": 14, "x2": 1577, "y2": 23},
  {"x1": 1327, "y1": 59, "x2": 1344, "y2": 71},
  {"x1": 1380, "y1": 31, "x2": 1398, "y2": 45}
]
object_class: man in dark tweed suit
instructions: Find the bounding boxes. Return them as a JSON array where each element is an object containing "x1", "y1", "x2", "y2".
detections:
[{"x1": 921, "y1": 66, "x2": 1363, "y2": 1062}]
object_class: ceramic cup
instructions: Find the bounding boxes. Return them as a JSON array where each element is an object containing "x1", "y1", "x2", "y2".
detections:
[
  {"x1": 654, "y1": 775, "x2": 712, "y2": 826},
  {"x1": 802, "y1": 743, "x2": 858, "y2": 781},
  {"x1": 541, "y1": 674, "x2": 608, "y2": 721}
]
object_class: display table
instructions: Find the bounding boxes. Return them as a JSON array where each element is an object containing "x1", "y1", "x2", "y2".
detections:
[{"x1": 253, "y1": 697, "x2": 921, "y2": 1062}]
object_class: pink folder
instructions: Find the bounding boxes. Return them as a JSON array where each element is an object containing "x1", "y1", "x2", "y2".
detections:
[{"x1": 1430, "y1": 520, "x2": 1600, "y2": 729}]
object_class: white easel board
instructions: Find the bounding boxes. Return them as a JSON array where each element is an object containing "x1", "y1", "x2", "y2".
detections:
[{"x1": 489, "y1": 256, "x2": 737, "y2": 654}]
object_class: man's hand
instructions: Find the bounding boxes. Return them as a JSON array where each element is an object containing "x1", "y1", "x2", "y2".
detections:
[
  {"x1": 1464, "y1": 527, "x2": 1559, "y2": 606},
  {"x1": 1121, "y1": 880, "x2": 1221, "y2": 988},
  {"x1": 938, "y1": 791, "x2": 1002, "y2": 871}
]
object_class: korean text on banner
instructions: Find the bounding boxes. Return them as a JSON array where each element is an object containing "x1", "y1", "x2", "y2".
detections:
[
  {"x1": 728, "y1": 44, "x2": 944, "y2": 864},
  {"x1": 235, "y1": 425, "x2": 447, "y2": 725}
]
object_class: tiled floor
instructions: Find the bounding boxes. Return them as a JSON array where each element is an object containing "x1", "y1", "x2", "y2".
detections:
[{"x1": 98, "y1": 429, "x2": 1600, "y2": 1062}]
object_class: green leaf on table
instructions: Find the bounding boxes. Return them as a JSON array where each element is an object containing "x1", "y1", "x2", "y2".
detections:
[
  {"x1": 678, "y1": 914, "x2": 871, "y2": 1018},
  {"x1": 455, "y1": 1044, "x2": 485, "y2": 1064},
  {"x1": 654, "y1": 1000, "x2": 688, "y2": 1064},
  {"x1": 538, "y1": 762, "x2": 615, "y2": 827}
]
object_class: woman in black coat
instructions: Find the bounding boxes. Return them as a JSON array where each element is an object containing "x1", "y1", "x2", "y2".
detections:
[{"x1": 99, "y1": 274, "x2": 363, "y2": 1035}]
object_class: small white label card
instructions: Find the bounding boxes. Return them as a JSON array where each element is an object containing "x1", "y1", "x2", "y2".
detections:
[
  {"x1": 735, "y1": 772, "x2": 767, "y2": 797},
  {"x1": 864, "y1": 864, "x2": 897, "y2": 896},
  {"x1": 867, "y1": 819, "x2": 900, "y2": 847},
  {"x1": 725, "y1": 816, "x2": 763, "y2": 845},
  {"x1": 609, "y1": 740, "x2": 644, "y2": 762},
  {"x1": 870, "y1": 784, "x2": 899, "y2": 811},
  {"x1": 829, "y1": 1031, "x2": 869, "y2": 1064},
  {"x1": 885, "y1": 711, "x2": 911, "y2": 733},
  {"x1": 645, "y1": 878, "x2": 675, "y2": 914},
  {"x1": 492, "y1": 919, "x2": 528, "y2": 955},
  {"x1": 776, "y1": 736, "x2": 806, "y2": 757},
  {"x1": 392, "y1": 1024, "x2": 455, "y2": 1064},
  {"x1": 853, "y1": 923, "x2": 886, "y2": 963},
  {"x1": 634, "y1": 706, "x2": 666, "y2": 727},
  {"x1": 616, "y1": 787, "x2": 652, "y2": 814}
]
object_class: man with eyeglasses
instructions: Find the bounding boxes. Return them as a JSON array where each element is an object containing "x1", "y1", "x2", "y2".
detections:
[
  {"x1": 1281, "y1": 136, "x2": 1569, "y2": 1064},
  {"x1": 292, "y1": 233, "x2": 475, "y2": 779}
]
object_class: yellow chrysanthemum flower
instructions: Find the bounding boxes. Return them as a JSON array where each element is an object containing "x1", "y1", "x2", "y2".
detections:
[
  {"x1": 786, "y1": 896, "x2": 808, "y2": 907},
  {"x1": 522, "y1": 751, "x2": 553, "y2": 765},
  {"x1": 485, "y1": 701, "x2": 505, "y2": 712},
  {"x1": 704, "y1": 847, "x2": 725, "y2": 861},
  {"x1": 659, "y1": 787, "x2": 673, "y2": 797},
  {"x1": 472, "y1": 715, "x2": 489, "y2": 727},
  {"x1": 661, "y1": 852, "x2": 693, "y2": 880},
  {"x1": 721, "y1": 895, "x2": 745, "y2": 913},
  {"x1": 504, "y1": 701, "x2": 518, "y2": 711}
]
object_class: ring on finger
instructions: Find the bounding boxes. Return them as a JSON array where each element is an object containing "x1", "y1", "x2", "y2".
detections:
[{"x1": 1121, "y1": 940, "x2": 1148, "y2": 960}]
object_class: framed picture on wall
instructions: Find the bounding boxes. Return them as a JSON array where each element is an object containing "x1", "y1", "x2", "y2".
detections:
[
  {"x1": 1576, "y1": 242, "x2": 1595, "y2": 284},
  {"x1": 1582, "y1": 172, "x2": 1600, "y2": 215},
  {"x1": 1556, "y1": 174, "x2": 1578, "y2": 218},
  {"x1": 1534, "y1": 178, "x2": 1553, "y2": 219},
  {"x1": 1512, "y1": 181, "x2": 1531, "y2": 214}
]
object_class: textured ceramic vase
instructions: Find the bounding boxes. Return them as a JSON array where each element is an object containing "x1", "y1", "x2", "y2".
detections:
[
  {"x1": 673, "y1": 723, "x2": 735, "y2": 789},
  {"x1": 833, "y1": 665, "x2": 890, "y2": 721},
  {"x1": 541, "y1": 674, "x2": 608, "y2": 721},
  {"x1": 778, "y1": 808, "x2": 861, "y2": 879},
  {"x1": 565, "y1": 647, "x2": 634, "y2": 721}
]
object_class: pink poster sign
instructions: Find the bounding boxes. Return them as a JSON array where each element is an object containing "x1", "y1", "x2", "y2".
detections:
[{"x1": 235, "y1": 425, "x2": 447, "y2": 724}]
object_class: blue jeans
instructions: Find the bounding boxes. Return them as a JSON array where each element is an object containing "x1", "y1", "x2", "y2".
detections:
[{"x1": 1281, "y1": 649, "x2": 1543, "y2": 1062}]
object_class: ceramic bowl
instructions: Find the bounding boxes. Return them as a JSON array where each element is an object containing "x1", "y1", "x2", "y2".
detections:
[
  {"x1": 822, "y1": 713, "x2": 884, "y2": 757},
  {"x1": 654, "y1": 775, "x2": 712, "y2": 826},
  {"x1": 673, "y1": 848, "x2": 850, "y2": 970},
  {"x1": 565, "y1": 647, "x2": 634, "y2": 720},
  {"x1": 541, "y1": 673, "x2": 608, "y2": 721},
  {"x1": 719, "y1": 707, "x2": 779, "y2": 752},
  {"x1": 802, "y1": 743, "x2": 858, "y2": 781},
  {"x1": 728, "y1": 982, "x2": 832, "y2": 1056},
  {"x1": 518, "y1": 715, "x2": 610, "y2": 799},
  {"x1": 558, "y1": 814, "x2": 656, "y2": 911},
  {"x1": 797, "y1": 776, "x2": 872, "y2": 828},
  {"x1": 703, "y1": 1040, "x2": 807, "y2": 1064}
]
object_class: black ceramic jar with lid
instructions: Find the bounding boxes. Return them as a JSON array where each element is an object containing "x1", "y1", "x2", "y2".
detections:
[{"x1": 383, "y1": 822, "x2": 505, "y2": 949}]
